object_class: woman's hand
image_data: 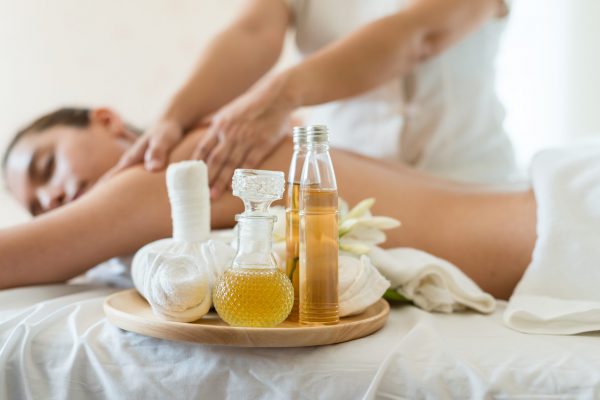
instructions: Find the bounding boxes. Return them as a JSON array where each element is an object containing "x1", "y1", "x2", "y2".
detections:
[{"x1": 196, "y1": 73, "x2": 297, "y2": 199}]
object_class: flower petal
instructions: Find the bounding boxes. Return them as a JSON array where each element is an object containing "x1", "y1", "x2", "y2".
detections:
[
  {"x1": 338, "y1": 197, "x2": 349, "y2": 219},
  {"x1": 345, "y1": 198, "x2": 375, "y2": 220},
  {"x1": 339, "y1": 241, "x2": 371, "y2": 255},
  {"x1": 352, "y1": 216, "x2": 401, "y2": 230}
]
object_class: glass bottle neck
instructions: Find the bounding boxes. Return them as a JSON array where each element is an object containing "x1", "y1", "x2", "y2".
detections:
[
  {"x1": 234, "y1": 216, "x2": 276, "y2": 269},
  {"x1": 293, "y1": 143, "x2": 309, "y2": 152},
  {"x1": 306, "y1": 143, "x2": 330, "y2": 152},
  {"x1": 299, "y1": 142, "x2": 337, "y2": 190},
  {"x1": 289, "y1": 145, "x2": 308, "y2": 184}
]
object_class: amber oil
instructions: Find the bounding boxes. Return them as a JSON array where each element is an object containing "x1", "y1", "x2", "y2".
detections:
[
  {"x1": 286, "y1": 127, "x2": 308, "y2": 322},
  {"x1": 299, "y1": 187, "x2": 339, "y2": 325},
  {"x1": 285, "y1": 182, "x2": 301, "y2": 320}
]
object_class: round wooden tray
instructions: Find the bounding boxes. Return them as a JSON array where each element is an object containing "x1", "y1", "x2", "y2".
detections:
[{"x1": 104, "y1": 289, "x2": 390, "y2": 347}]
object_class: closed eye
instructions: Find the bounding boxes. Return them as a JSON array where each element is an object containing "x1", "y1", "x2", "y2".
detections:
[{"x1": 42, "y1": 153, "x2": 55, "y2": 182}]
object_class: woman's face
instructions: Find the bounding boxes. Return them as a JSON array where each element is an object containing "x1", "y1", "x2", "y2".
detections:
[{"x1": 5, "y1": 110, "x2": 134, "y2": 215}]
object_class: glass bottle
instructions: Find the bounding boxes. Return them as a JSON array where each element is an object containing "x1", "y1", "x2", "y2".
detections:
[
  {"x1": 299, "y1": 125, "x2": 340, "y2": 325},
  {"x1": 213, "y1": 169, "x2": 294, "y2": 327},
  {"x1": 285, "y1": 127, "x2": 309, "y2": 321}
]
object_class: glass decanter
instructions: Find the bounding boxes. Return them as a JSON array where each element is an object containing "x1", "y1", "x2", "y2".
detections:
[{"x1": 213, "y1": 169, "x2": 294, "y2": 327}]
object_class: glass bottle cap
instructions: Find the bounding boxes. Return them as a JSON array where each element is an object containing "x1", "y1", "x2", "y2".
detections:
[
  {"x1": 292, "y1": 126, "x2": 308, "y2": 145},
  {"x1": 306, "y1": 125, "x2": 329, "y2": 143}
]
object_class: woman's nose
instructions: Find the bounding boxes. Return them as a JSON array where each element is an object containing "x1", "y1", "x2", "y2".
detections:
[{"x1": 36, "y1": 185, "x2": 65, "y2": 212}]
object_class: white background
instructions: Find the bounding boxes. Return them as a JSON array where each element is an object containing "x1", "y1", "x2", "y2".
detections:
[{"x1": 1, "y1": 0, "x2": 600, "y2": 226}]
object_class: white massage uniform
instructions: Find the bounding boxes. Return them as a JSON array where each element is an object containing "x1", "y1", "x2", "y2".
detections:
[{"x1": 285, "y1": 0, "x2": 516, "y2": 183}]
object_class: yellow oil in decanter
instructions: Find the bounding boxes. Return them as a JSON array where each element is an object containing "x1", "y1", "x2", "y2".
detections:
[{"x1": 213, "y1": 268, "x2": 294, "y2": 327}]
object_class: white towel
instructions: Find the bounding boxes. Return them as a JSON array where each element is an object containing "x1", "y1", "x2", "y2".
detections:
[
  {"x1": 504, "y1": 147, "x2": 600, "y2": 334},
  {"x1": 338, "y1": 254, "x2": 390, "y2": 316},
  {"x1": 369, "y1": 246, "x2": 496, "y2": 314}
]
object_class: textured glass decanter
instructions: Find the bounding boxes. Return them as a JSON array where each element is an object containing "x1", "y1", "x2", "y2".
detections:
[{"x1": 213, "y1": 169, "x2": 294, "y2": 327}]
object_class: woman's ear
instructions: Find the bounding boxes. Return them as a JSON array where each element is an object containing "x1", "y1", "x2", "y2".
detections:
[{"x1": 89, "y1": 107, "x2": 137, "y2": 142}]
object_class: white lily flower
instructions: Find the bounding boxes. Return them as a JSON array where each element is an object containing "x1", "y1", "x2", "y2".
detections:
[{"x1": 338, "y1": 199, "x2": 400, "y2": 254}]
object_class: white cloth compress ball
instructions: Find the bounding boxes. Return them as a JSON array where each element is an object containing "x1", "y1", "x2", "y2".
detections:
[{"x1": 131, "y1": 161, "x2": 235, "y2": 322}]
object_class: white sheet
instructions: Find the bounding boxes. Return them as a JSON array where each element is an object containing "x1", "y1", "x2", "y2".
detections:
[{"x1": 2, "y1": 284, "x2": 600, "y2": 399}]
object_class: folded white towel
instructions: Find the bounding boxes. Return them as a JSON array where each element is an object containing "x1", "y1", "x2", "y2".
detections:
[
  {"x1": 504, "y1": 147, "x2": 600, "y2": 334},
  {"x1": 369, "y1": 246, "x2": 495, "y2": 314}
]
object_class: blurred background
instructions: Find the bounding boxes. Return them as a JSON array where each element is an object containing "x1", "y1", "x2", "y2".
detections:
[{"x1": 1, "y1": 0, "x2": 600, "y2": 225}]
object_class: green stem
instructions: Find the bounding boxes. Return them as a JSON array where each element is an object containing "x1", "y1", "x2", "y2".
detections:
[{"x1": 383, "y1": 288, "x2": 411, "y2": 303}]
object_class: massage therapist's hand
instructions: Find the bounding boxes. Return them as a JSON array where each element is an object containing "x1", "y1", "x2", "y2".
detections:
[
  {"x1": 106, "y1": 119, "x2": 185, "y2": 180},
  {"x1": 197, "y1": 74, "x2": 296, "y2": 199}
]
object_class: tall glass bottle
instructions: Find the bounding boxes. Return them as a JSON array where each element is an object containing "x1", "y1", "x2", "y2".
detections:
[
  {"x1": 299, "y1": 125, "x2": 339, "y2": 325},
  {"x1": 285, "y1": 127, "x2": 308, "y2": 321},
  {"x1": 213, "y1": 169, "x2": 294, "y2": 327}
]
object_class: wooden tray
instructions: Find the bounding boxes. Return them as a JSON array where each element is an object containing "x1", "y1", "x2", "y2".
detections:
[{"x1": 104, "y1": 289, "x2": 390, "y2": 347}]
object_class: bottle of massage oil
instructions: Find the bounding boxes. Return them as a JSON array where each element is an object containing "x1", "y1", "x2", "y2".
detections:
[
  {"x1": 213, "y1": 169, "x2": 294, "y2": 327},
  {"x1": 299, "y1": 125, "x2": 340, "y2": 325},
  {"x1": 285, "y1": 127, "x2": 309, "y2": 321}
]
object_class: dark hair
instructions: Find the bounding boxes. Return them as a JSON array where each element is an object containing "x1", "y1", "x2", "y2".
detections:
[{"x1": 2, "y1": 107, "x2": 91, "y2": 169}]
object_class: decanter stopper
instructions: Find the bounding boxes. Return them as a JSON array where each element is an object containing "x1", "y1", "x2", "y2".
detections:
[{"x1": 232, "y1": 169, "x2": 285, "y2": 216}]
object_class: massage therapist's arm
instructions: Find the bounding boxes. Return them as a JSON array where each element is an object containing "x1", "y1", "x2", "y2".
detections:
[
  {"x1": 283, "y1": 0, "x2": 505, "y2": 105},
  {"x1": 111, "y1": 0, "x2": 290, "y2": 174},
  {"x1": 161, "y1": 0, "x2": 289, "y2": 130}
]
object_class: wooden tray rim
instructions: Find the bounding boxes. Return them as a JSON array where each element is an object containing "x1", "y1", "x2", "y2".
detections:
[{"x1": 104, "y1": 289, "x2": 390, "y2": 347}]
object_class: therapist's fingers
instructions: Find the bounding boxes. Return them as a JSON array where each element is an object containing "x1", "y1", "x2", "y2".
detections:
[
  {"x1": 144, "y1": 121, "x2": 184, "y2": 171},
  {"x1": 191, "y1": 130, "x2": 219, "y2": 162},
  {"x1": 117, "y1": 135, "x2": 150, "y2": 171},
  {"x1": 206, "y1": 136, "x2": 235, "y2": 186},
  {"x1": 211, "y1": 141, "x2": 248, "y2": 199}
]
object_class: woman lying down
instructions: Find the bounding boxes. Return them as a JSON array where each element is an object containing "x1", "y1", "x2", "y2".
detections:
[{"x1": 1, "y1": 106, "x2": 537, "y2": 303}]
